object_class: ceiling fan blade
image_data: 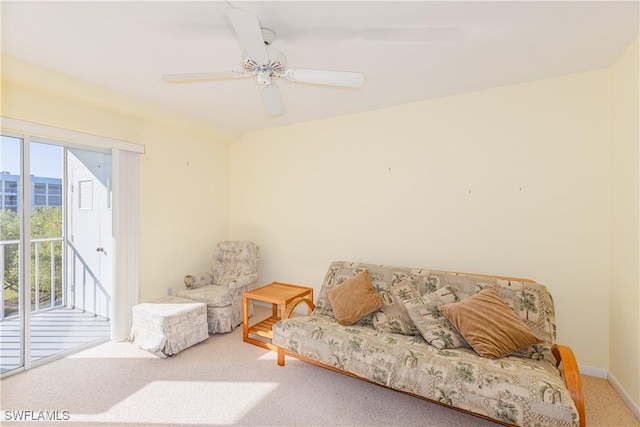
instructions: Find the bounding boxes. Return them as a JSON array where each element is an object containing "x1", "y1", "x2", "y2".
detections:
[
  {"x1": 285, "y1": 69, "x2": 366, "y2": 88},
  {"x1": 359, "y1": 27, "x2": 465, "y2": 42},
  {"x1": 261, "y1": 83, "x2": 284, "y2": 116},
  {"x1": 226, "y1": 8, "x2": 269, "y2": 65},
  {"x1": 293, "y1": 27, "x2": 466, "y2": 43},
  {"x1": 162, "y1": 71, "x2": 251, "y2": 83}
]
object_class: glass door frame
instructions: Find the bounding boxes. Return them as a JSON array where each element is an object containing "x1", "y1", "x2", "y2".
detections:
[
  {"x1": 1, "y1": 132, "x2": 113, "y2": 377},
  {"x1": 29, "y1": 137, "x2": 111, "y2": 373},
  {"x1": 1, "y1": 116, "x2": 143, "y2": 378},
  {"x1": 1, "y1": 130, "x2": 34, "y2": 374}
]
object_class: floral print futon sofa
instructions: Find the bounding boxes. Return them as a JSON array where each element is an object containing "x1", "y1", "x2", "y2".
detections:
[{"x1": 272, "y1": 261, "x2": 584, "y2": 427}]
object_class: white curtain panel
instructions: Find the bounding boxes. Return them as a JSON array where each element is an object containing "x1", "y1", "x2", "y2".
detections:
[{"x1": 111, "y1": 148, "x2": 140, "y2": 341}]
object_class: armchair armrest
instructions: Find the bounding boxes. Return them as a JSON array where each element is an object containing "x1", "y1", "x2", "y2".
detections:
[
  {"x1": 282, "y1": 297, "x2": 315, "y2": 320},
  {"x1": 184, "y1": 271, "x2": 214, "y2": 289},
  {"x1": 219, "y1": 273, "x2": 259, "y2": 293},
  {"x1": 552, "y1": 344, "x2": 585, "y2": 427}
]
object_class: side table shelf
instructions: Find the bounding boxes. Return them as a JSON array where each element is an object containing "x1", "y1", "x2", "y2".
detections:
[
  {"x1": 243, "y1": 282, "x2": 313, "y2": 351},
  {"x1": 248, "y1": 316, "x2": 281, "y2": 340}
]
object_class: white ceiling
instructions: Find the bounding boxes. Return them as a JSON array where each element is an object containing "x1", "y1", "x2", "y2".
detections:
[{"x1": 2, "y1": 1, "x2": 638, "y2": 135}]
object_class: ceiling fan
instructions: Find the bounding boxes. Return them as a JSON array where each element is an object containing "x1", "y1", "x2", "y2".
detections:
[{"x1": 162, "y1": 7, "x2": 366, "y2": 116}]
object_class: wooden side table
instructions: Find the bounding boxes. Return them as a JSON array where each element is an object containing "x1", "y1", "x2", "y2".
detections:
[{"x1": 243, "y1": 282, "x2": 313, "y2": 351}]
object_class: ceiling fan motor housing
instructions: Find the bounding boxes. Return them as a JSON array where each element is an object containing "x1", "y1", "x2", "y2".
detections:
[{"x1": 242, "y1": 45, "x2": 287, "y2": 76}]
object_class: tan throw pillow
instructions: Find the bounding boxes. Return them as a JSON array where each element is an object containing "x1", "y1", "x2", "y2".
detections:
[
  {"x1": 327, "y1": 270, "x2": 384, "y2": 326},
  {"x1": 372, "y1": 279, "x2": 420, "y2": 335},
  {"x1": 438, "y1": 286, "x2": 543, "y2": 359}
]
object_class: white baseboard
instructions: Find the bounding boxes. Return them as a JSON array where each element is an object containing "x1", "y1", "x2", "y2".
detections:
[
  {"x1": 579, "y1": 364, "x2": 640, "y2": 421},
  {"x1": 579, "y1": 364, "x2": 607, "y2": 378},
  {"x1": 607, "y1": 371, "x2": 640, "y2": 421}
]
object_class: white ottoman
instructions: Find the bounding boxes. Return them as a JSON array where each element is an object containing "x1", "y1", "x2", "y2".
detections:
[{"x1": 129, "y1": 296, "x2": 208, "y2": 358}]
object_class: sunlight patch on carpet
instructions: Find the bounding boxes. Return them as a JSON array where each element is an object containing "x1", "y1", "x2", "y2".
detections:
[
  {"x1": 256, "y1": 351, "x2": 278, "y2": 361},
  {"x1": 67, "y1": 381, "x2": 279, "y2": 424},
  {"x1": 68, "y1": 341, "x2": 159, "y2": 359}
]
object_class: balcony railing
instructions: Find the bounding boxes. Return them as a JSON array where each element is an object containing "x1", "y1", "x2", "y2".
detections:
[
  {"x1": 67, "y1": 241, "x2": 111, "y2": 320},
  {"x1": 0, "y1": 238, "x2": 110, "y2": 321}
]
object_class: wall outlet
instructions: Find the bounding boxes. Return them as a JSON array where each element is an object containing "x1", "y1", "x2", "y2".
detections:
[{"x1": 165, "y1": 287, "x2": 173, "y2": 296}]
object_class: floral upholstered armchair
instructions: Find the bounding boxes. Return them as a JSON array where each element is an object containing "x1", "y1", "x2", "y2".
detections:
[{"x1": 177, "y1": 241, "x2": 259, "y2": 334}]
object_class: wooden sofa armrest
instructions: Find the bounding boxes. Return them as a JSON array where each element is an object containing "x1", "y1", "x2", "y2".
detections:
[
  {"x1": 282, "y1": 297, "x2": 315, "y2": 320},
  {"x1": 552, "y1": 344, "x2": 585, "y2": 427},
  {"x1": 277, "y1": 297, "x2": 315, "y2": 367}
]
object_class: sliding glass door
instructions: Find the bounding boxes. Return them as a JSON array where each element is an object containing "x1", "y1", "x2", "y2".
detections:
[
  {"x1": 0, "y1": 135, "x2": 112, "y2": 375},
  {"x1": 0, "y1": 135, "x2": 25, "y2": 374},
  {"x1": 28, "y1": 141, "x2": 65, "y2": 366}
]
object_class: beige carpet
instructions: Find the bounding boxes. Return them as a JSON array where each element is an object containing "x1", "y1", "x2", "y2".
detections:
[
  {"x1": 1, "y1": 308, "x2": 638, "y2": 426},
  {"x1": 582, "y1": 375, "x2": 639, "y2": 427}
]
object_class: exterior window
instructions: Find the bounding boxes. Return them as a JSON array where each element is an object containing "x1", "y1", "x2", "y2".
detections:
[
  {"x1": 78, "y1": 180, "x2": 93, "y2": 210},
  {"x1": 34, "y1": 183, "x2": 47, "y2": 206},
  {"x1": 5, "y1": 181, "x2": 17, "y2": 194},
  {"x1": 48, "y1": 184, "x2": 62, "y2": 206},
  {"x1": 4, "y1": 195, "x2": 18, "y2": 211}
]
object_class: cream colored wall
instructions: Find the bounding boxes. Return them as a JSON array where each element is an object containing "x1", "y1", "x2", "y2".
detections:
[
  {"x1": 2, "y1": 49, "x2": 634, "y2": 403},
  {"x1": 137, "y1": 124, "x2": 229, "y2": 302},
  {"x1": 229, "y1": 69, "x2": 612, "y2": 369},
  {"x1": 1, "y1": 57, "x2": 232, "y2": 303},
  {"x1": 610, "y1": 38, "x2": 640, "y2": 407}
]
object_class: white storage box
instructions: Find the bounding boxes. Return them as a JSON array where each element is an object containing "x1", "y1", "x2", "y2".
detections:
[{"x1": 129, "y1": 296, "x2": 208, "y2": 357}]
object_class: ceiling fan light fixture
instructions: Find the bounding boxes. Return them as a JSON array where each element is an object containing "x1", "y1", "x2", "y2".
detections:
[
  {"x1": 242, "y1": 47, "x2": 286, "y2": 74},
  {"x1": 257, "y1": 71, "x2": 272, "y2": 85}
]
